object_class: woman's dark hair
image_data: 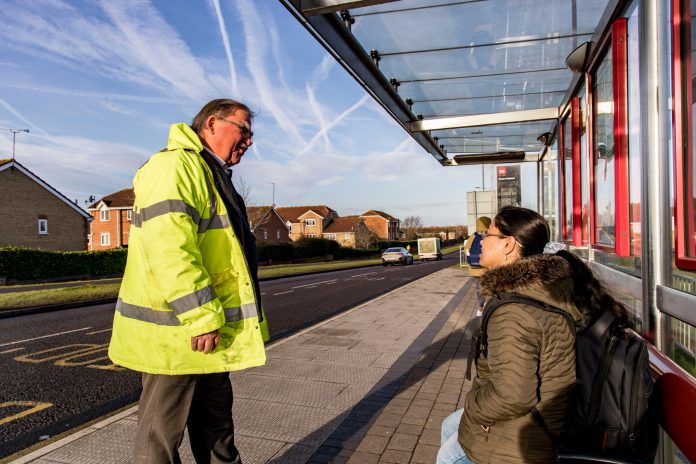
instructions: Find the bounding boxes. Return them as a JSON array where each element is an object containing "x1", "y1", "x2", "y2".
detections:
[
  {"x1": 191, "y1": 99, "x2": 254, "y2": 135},
  {"x1": 494, "y1": 206, "x2": 549, "y2": 257},
  {"x1": 494, "y1": 206, "x2": 629, "y2": 325},
  {"x1": 556, "y1": 249, "x2": 631, "y2": 327}
]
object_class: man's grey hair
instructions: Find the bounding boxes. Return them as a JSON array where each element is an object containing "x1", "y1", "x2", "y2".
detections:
[{"x1": 190, "y1": 99, "x2": 254, "y2": 135}]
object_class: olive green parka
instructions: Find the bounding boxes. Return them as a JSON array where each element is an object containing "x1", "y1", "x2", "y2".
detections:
[{"x1": 459, "y1": 254, "x2": 587, "y2": 464}]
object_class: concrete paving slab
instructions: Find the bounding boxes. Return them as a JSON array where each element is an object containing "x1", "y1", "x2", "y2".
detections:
[{"x1": 10, "y1": 268, "x2": 477, "y2": 464}]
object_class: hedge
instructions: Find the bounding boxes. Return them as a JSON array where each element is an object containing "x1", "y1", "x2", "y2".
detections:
[
  {"x1": 0, "y1": 247, "x2": 127, "y2": 281},
  {"x1": 257, "y1": 238, "x2": 379, "y2": 264},
  {"x1": 2, "y1": 238, "x2": 384, "y2": 281}
]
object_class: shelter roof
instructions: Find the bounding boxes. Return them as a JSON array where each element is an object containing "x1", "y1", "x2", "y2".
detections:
[{"x1": 282, "y1": 0, "x2": 611, "y2": 165}]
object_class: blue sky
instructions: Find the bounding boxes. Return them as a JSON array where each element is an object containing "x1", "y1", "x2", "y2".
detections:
[{"x1": 0, "y1": 0, "x2": 507, "y2": 226}]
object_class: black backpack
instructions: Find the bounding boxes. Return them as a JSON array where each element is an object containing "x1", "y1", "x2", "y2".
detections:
[{"x1": 467, "y1": 293, "x2": 658, "y2": 462}]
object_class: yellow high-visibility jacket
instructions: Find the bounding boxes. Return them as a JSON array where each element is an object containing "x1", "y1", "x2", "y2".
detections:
[{"x1": 108, "y1": 123, "x2": 268, "y2": 375}]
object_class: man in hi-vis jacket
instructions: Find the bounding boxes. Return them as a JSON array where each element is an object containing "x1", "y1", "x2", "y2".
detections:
[{"x1": 109, "y1": 99, "x2": 268, "y2": 464}]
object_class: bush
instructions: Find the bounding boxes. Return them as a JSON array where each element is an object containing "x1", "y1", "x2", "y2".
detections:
[
  {"x1": 0, "y1": 247, "x2": 127, "y2": 282},
  {"x1": 293, "y1": 237, "x2": 340, "y2": 258},
  {"x1": 256, "y1": 243, "x2": 295, "y2": 263}
]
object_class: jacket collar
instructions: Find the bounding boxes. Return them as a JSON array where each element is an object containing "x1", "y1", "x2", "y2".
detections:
[
  {"x1": 479, "y1": 254, "x2": 584, "y2": 320},
  {"x1": 167, "y1": 123, "x2": 204, "y2": 153}
]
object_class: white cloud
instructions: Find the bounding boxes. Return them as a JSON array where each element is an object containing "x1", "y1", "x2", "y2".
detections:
[
  {"x1": 99, "y1": 0, "x2": 217, "y2": 101},
  {"x1": 210, "y1": 0, "x2": 239, "y2": 96},
  {"x1": 234, "y1": 0, "x2": 307, "y2": 146}
]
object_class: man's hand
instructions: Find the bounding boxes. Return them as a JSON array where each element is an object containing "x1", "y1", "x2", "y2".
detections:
[{"x1": 191, "y1": 330, "x2": 220, "y2": 353}]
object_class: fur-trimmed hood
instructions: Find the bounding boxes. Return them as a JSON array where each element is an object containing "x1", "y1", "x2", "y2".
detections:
[{"x1": 479, "y1": 254, "x2": 586, "y2": 323}]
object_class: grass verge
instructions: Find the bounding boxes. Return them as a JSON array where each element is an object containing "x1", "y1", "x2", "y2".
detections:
[
  {"x1": 0, "y1": 283, "x2": 121, "y2": 310},
  {"x1": 259, "y1": 257, "x2": 382, "y2": 279},
  {"x1": 0, "y1": 249, "x2": 462, "y2": 311}
]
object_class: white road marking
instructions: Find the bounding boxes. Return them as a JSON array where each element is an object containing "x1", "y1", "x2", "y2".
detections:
[
  {"x1": 0, "y1": 327, "x2": 92, "y2": 348},
  {"x1": 0, "y1": 348, "x2": 24, "y2": 355},
  {"x1": 291, "y1": 279, "x2": 337, "y2": 289},
  {"x1": 86, "y1": 329, "x2": 112, "y2": 335},
  {"x1": 350, "y1": 272, "x2": 378, "y2": 278},
  {"x1": 272, "y1": 290, "x2": 294, "y2": 296}
]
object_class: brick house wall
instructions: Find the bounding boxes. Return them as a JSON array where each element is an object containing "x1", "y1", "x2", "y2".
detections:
[
  {"x1": 0, "y1": 164, "x2": 89, "y2": 251},
  {"x1": 323, "y1": 231, "x2": 355, "y2": 248},
  {"x1": 89, "y1": 207, "x2": 132, "y2": 250},
  {"x1": 362, "y1": 216, "x2": 388, "y2": 239},
  {"x1": 251, "y1": 209, "x2": 290, "y2": 243},
  {"x1": 293, "y1": 211, "x2": 325, "y2": 239},
  {"x1": 361, "y1": 215, "x2": 400, "y2": 240}
]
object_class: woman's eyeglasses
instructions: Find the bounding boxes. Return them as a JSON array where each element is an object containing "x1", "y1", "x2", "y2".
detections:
[{"x1": 481, "y1": 232, "x2": 507, "y2": 239}]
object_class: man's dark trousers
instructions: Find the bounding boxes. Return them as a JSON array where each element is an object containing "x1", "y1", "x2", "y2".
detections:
[{"x1": 135, "y1": 372, "x2": 241, "y2": 464}]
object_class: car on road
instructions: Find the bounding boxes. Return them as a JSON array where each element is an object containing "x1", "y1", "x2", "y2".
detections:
[{"x1": 382, "y1": 247, "x2": 414, "y2": 265}]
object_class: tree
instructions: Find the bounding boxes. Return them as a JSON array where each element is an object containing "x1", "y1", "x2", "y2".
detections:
[
  {"x1": 232, "y1": 172, "x2": 253, "y2": 205},
  {"x1": 401, "y1": 215, "x2": 423, "y2": 240},
  {"x1": 355, "y1": 220, "x2": 379, "y2": 249}
]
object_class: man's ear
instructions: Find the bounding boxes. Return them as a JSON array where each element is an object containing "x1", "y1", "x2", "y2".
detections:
[{"x1": 205, "y1": 115, "x2": 216, "y2": 134}]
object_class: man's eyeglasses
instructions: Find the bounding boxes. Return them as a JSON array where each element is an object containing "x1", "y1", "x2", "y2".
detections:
[
  {"x1": 481, "y1": 231, "x2": 507, "y2": 239},
  {"x1": 219, "y1": 118, "x2": 253, "y2": 139}
]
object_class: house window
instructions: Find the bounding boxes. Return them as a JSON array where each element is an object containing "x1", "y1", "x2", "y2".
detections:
[
  {"x1": 126, "y1": 209, "x2": 132, "y2": 221},
  {"x1": 100, "y1": 210, "x2": 110, "y2": 221},
  {"x1": 276, "y1": 230, "x2": 280, "y2": 239},
  {"x1": 344, "y1": 234, "x2": 351, "y2": 240},
  {"x1": 326, "y1": 234, "x2": 336, "y2": 240},
  {"x1": 263, "y1": 231, "x2": 268, "y2": 240},
  {"x1": 38, "y1": 219, "x2": 48, "y2": 235},
  {"x1": 100, "y1": 233, "x2": 110, "y2": 246},
  {"x1": 307, "y1": 234, "x2": 316, "y2": 238},
  {"x1": 305, "y1": 218, "x2": 316, "y2": 226}
]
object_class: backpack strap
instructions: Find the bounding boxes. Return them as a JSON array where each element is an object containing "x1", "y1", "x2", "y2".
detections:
[
  {"x1": 588, "y1": 308, "x2": 615, "y2": 338},
  {"x1": 466, "y1": 292, "x2": 576, "y2": 380},
  {"x1": 480, "y1": 293, "x2": 575, "y2": 358}
]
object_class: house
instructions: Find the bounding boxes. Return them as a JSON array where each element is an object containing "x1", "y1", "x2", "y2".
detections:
[
  {"x1": 0, "y1": 159, "x2": 91, "y2": 251},
  {"x1": 276, "y1": 205, "x2": 338, "y2": 241},
  {"x1": 360, "y1": 210, "x2": 401, "y2": 240},
  {"x1": 246, "y1": 205, "x2": 290, "y2": 243},
  {"x1": 87, "y1": 188, "x2": 134, "y2": 251},
  {"x1": 323, "y1": 216, "x2": 373, "y2": 248},
  {"x1": 323, "y1": 216, "x2": 360, "y2": 248}
]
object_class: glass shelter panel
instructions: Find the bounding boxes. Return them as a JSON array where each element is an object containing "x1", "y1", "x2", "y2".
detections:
[
  {"x1": 593, "y1": 48, "x2": 616, "y2": 248},
  {"x1": 563, "y1": 118, "x2": 574, "y2": 241},
  {"x1": 627, "y1": 4, "x2": 643, "y2": 259}
]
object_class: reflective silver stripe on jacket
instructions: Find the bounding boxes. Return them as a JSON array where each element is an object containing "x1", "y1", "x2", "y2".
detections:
[
  {"x1": 168, "y1": 286, "x2": 216, "y2": 315},
  {"x1": 131, "y1": 200, "x2": 200, "y2": 227},
  {"x1": 116, "y1": 299, "x2": 258, "y2": 325},
  {"x1": 199, "y1": 213, "x2": 231, "y2": 233},
  {"x1": 225, "y1": 303, "x2": 259, "y2": 322}
]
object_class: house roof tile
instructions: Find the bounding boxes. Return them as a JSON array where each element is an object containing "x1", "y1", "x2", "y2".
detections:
[
  {"x1": 89, "y1": 188, "x2": 135, "y2": 209},
  {"x1": 324, "y1": 216, "x2": 361, "y2": 233},
  {"x1": 361, "y1": 210, "x2": 399, "y2": 221},
  {"x1": 276, "y1": 205, "x2": 337, "y2": 223}
]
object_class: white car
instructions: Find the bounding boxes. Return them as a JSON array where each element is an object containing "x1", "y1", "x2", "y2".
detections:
[{"x1": 381, "y1": 247, "x2": 414, "y2": 265}]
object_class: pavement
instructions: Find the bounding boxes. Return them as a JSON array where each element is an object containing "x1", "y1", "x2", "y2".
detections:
[{"x1": 9, "y1": 267, "x2": 480, "y2": 464}]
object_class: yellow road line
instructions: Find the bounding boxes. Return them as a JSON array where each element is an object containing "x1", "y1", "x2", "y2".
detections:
[{"x1": 0, "y1": 401, "x2": 53, "y2": 426}]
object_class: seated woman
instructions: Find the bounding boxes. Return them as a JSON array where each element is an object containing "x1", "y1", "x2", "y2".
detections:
[{"x1": 437, "y1": 206, "x2": 628, "y2": 464}]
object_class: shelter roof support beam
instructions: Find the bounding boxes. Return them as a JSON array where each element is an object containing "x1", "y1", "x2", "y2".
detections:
[
  {"x1": 301, "y1": 0, "x2": 397, "y2": 16},
  {"x1": 410, "y1": 108, "x2": 559, "y2": 132}
]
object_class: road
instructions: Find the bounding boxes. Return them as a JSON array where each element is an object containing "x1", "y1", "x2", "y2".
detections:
[{"x1": 0, "y1": 254, "x2": 457, "y2": 458}]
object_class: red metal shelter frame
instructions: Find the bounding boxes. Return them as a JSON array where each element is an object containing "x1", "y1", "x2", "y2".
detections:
[{"x1": 672, "y1": 0, "x2": 696, "y2": 269}]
